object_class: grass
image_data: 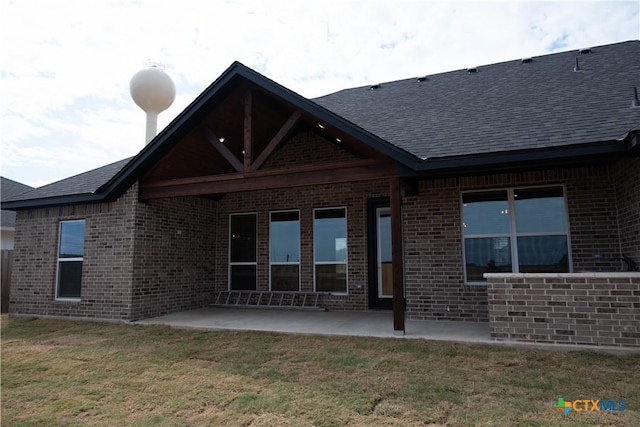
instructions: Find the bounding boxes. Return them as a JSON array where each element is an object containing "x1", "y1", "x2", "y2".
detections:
[{"x1": 1, "y1": 314, "x2": 639, "y2": 426}]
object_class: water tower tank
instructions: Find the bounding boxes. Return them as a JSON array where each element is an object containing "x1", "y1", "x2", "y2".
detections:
[{"x1": 129, "y1": 66, "x2": 176, "y2": 144}]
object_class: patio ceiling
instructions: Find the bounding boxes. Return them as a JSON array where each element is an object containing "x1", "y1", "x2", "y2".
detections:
[{"x1": 139, "y1": 79, "x2": 397, "y2": 200}]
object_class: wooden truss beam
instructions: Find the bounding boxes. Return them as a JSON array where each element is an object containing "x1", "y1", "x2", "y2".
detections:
[
  {"x1": 249, "y1": 110, "x2": 302, "y2": 172},
  {"x1": 204, "y1": 99, "x2": 302, "y2": 174},
  {"x1": 140, "y1": 158, "x2": 396, "y2": 200},
  {"x1": 243, "y1": 89, "x2": 253, "y2": 169},
  {"x1": 204, "y1": 127, "x2": 245, "y2": 173}
]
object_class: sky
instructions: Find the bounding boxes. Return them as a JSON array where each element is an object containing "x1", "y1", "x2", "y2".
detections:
[{"x1": 1, "y1": 0, "x2": 639, "y2": 188}]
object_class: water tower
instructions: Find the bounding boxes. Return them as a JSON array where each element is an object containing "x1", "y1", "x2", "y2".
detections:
[{"x1": 129, "y1": 65, "x2": 176, "y2": 145}]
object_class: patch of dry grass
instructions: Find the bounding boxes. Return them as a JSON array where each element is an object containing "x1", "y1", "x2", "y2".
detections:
[{"x1": 1, "y1": 314, "x2": 639, "y2": 426}]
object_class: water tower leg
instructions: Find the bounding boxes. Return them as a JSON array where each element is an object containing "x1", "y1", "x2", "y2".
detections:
[{"x1": 145, "y1": 113, "x2": 158, "y2": 145}]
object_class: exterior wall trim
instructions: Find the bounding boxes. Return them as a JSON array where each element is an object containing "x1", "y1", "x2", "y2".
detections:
[{"x1": 486, "y1": 272, "x2": 639, "y2": 279}]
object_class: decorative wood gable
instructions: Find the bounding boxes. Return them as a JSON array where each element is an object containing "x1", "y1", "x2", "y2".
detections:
[{"x1": 139, "y1": 81, "x2": 397, "y2": 201}]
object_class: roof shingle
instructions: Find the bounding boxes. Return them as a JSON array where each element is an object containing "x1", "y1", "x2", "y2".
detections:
[
  {"x1": 3, "y1": 158, "x2": 132, "y2": 203},
  {"x1": 1, "y1": 177, "x2": 34, "y2": 227},
  {"x1": 313, "y1": 40, "x2": 640, "y2": 159}
]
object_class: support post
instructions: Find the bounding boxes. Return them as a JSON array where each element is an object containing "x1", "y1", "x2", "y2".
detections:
[
  {"x1": 389, "y1": 175, "x2": 405, "y2": 334},
  {"x1": 243, "y1": 90, "x2": 253, "y2": 169}
]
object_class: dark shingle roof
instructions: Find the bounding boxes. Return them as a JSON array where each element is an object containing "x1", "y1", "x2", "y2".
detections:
[
  {"x1": 3, "y1": 158, "x2": 132, "y2": 203},
  {"x1": 1, "y1": 177, "x2": 33, "y2": 201},
  {"x1": 3, "y1": 41, "x2": 638, "y2": 210},
  {"x1": 1, "y1": 177, "x2": 34, "y2": 227},
  {"x1": 313, "y1": 40, "x2": 640, "y2": 159}
]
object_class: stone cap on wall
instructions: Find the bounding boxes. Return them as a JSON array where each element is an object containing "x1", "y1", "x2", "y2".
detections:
[{"x1": 484, "y1": 272, "x2": 640, "y2": 279}]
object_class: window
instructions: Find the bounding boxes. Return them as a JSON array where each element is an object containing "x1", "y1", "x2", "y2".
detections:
[
  {"x1": 270, "y1": 211, "x2": 300, "y2": 291},
  {"x1": 56, "y1": 220, "x2": 86, "y2": 299},
  {"x1": 314, "y1": 208, "x2": 347, "y2": 293},
  {"x1": 229, "y1": 213, "x2": 257, "y2": 290},
  {"x1": 462, "y1": 186, "x2": 570, "y2": 283}
]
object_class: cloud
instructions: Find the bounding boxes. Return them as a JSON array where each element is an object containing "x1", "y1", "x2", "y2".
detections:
[{"x1": 1, "y1": 0, "x2": 638, "y2": 187}]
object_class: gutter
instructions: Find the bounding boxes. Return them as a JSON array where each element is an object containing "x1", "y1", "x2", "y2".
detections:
[
  {"x1": 1, "y1": 193, "x2": 111, "y2": 210},
  {"x1": 405, "y1": 134, "x2": 638, "y2": 178}
]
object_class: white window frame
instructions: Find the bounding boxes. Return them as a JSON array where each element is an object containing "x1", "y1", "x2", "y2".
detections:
[
  {"x1": 228, "y1": 212, "x2": 257, "y2": 291},
  {"x1": 313, "y1": 207, "x2": 348, "y2": 295},
  {"x1": 269, "y1": 210, "x2": 301, "y2": 292},
  {"x1": 461, "y1": 185, "x2": 572, "y2": 285},
  {"x1": 55, "y1": 219, "x2": 85, "y2": 301}
]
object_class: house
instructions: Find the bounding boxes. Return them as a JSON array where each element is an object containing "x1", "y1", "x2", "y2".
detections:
[
  {"x1": 3, "y1": 41, "x2": 639, "y2": 346},
  {"x1": 1, "y1": 177, "x2": 33, "y2": 249},
  {"x1": 1, "y1": 177, "x2": 33, "y2": 313}
]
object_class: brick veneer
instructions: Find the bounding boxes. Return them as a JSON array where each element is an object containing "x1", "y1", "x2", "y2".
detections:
[
  {"x1": 487, "y1": 273, "x2": 640, "y2": 347},
  {"x1": 402, "y1": 164, "x2": 624, "y2": 322},
  {"x1": 213, "y1": 159, "x2": 626, "y2": 322},
  {"x1": 8, "y1": 128, "x2": 636, "y2": 324},
  {"x1": 130, "y1": 195, "x2": 216, "y2": 320},
  {"x1": 213, "y1": 136, "x2": 628, "y2": 321},
  {"x1": 214, "y1": 131, "x2": 385, "y2": 311},
  {"x1": 614, "y1": 157, "x2": 640, "y2": 263},
  {"x1": 262, "y1": 131, "x2": 356, "y2": 169},
  {"x1": 10, "y1": 183, "x2": 216, "y2": 321},
  {"x1": 9, "y1": 186, "x2": 138, "y2": 319},
  {"x1": 215, "y1": 180, "x2": 389, "y2": 311}
]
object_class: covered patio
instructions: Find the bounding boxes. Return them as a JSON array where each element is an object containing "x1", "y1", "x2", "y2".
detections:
[{"x1": 135, "y1": 65, "x2": 412, "y2": 333}]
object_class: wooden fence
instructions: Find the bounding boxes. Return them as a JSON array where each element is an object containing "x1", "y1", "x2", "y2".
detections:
[{"x1": 1, "y1": 249, "x2": 12, "y2": 313}]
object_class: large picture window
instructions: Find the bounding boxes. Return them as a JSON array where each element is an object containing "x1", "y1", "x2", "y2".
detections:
[
  {"x1": 270, "y1": 211, "x2": 300, "y2": 291},
  {"x1": 229, "y1": 213, "x2": 257, "y2": 290},
  {"x1": 314, "y1": 208, "x2": 347, "y2": 293},
  {"x1": 56, "y1": 219, "x2": 86, "y2": 299},
  {"x1": 462, "y1": 186, "x2": 570, "y2": 283}
]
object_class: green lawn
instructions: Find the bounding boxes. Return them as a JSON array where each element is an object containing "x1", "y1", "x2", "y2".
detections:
[{"x1": 1, "y1": 315, "x2": 638, "y2": 426}]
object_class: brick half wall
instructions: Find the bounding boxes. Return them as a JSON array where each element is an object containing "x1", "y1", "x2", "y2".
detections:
[{"x1": 487, "y1": 273, "x2": 640, "y2": 347}]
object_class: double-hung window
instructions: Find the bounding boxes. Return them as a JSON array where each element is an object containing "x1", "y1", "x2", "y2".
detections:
[
  {"x1": 270, "y1": 211, "x2": 300, "y2": 291},
  {"x1": 462, "y1": 186, "x2": 570, "y2": 283},
  {"x1": 229, "y1": 213, "x2": 257, "y2": 290},
  {"x1": 56, "y1": 220, "x2": 86, "y2": 299},
  {"x1": 314, "y1": 208, "x2": 347, "y2": 293}
]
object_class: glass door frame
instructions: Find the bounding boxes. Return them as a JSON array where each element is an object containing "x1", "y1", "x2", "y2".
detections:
[
  {"x1": 376, "y1": 207, "x2": 393, "y2": 299},
  {"x1": 367, "y1": 197, "x2": 392, "y2": 310}
]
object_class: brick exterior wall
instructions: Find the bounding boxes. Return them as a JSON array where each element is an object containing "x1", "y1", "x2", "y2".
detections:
[
  {"x1": 459, "y1": 165, "x2": 622, "y2": 272},
  {"x1": 402, "y1": 164, "x2": 623, "y2": 322},
  {"x1": 262, "y1": 131, "x2": 357, "y2": 169},
  {"x1": 8, "y1": 126, "x2": 635, "y2": 326},
  {"x1": 614, "y1": 157, "x2": 640, "y2": 263},
  {"x1": 9, "y1": 183, "x2": 216, "y2": 321},
  {"x1": 215, "y1": 180, "x2": 390, "y2": 311},
  {"x1": 215, "y1": 132, "x2": 388, "y2": 311},
  {"x1": 131, "y1": 195, "x2": 216, "y2": 320},
  {"x1": 403, "y1": 180, "x2": 486, "y2": 321},
  {"x1": 566, "y1": 165, "x2": 620, "y2": 272},
  {"x1": 213, "y1": 137, "x2": 629, "y2": 322},
  {"x1": 487, "y1": 273, "x2": 640, "y2": 347},
  {"x1": 9, "y1": 186, "x2": 138, "y2": 319}
]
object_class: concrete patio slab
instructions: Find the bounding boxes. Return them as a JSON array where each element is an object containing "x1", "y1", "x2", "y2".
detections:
[
  {"x1": 134, "y1": 307, "x2": 491, "y2": 343},
  {"x1": 133, "y1": 308, "x2": 640, "y2": 354}
]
